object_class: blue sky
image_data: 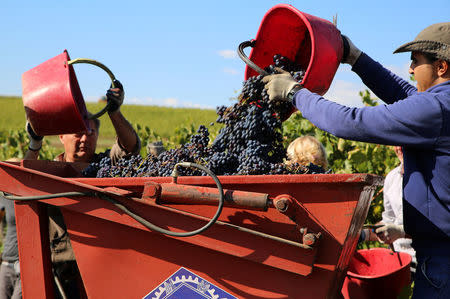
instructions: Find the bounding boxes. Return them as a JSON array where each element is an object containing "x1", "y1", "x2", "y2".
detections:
[{"x1": 1, "y1": 1, "x2": 449, "y2": 109}]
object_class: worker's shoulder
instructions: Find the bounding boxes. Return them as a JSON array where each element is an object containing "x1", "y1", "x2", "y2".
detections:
[
  {"x1": 390, "y1": 90, "x2": 445, "y2": 117},
  {"x1": 384, "y1": 165, "x2": 402, "y2": 184},
  {"x1": 53, "y1": 152, "x2": 64, "y2": 162},
  {"x1": 427, "y1": 80, "x2": 450, "y2": 101}
]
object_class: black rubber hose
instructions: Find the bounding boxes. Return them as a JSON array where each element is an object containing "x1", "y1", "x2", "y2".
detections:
[
  {"x1": 1, "y1": 163, "x2": 224, "y2": 237},
  {"x1": 2, "y1": 191, "x2": 94, "y2": 201},
  {"x1": 102, "y1": 162, "x2": 224, "y2": 237}
]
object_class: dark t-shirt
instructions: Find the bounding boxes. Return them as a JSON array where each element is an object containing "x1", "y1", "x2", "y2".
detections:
[
  {"x1": 0, "y1": 197, "x2": 19, "y2": 262},
  {"x1": 50, "y1": 137, "x2": 141, "y2": 262}
]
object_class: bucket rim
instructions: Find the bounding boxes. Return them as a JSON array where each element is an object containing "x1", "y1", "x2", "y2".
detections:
[
  {"x1": 245, "y1": 4, "x2": 315, "y2": 81},
  {"x1": 262, "y1": 4, "x2": 316, "y2": 86},
  {"x1": 346, "y1": 248, "x2": 412, "y2": 280},
  {"x1": 64, "y1": 49, "x2": 91, "y2": 133},
  {"x1": 244, "y1": 3, "x2": 342, "y2": 96}
]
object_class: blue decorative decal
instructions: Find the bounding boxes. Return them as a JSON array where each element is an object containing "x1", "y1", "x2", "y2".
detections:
[{"x1": 143, "y1": 267, "x2": 237, "y2": 299}]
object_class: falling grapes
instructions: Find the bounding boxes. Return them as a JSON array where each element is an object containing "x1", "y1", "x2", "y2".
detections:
[{"x1": 82, "y1": 55, "x2": 326, "y2": 178}]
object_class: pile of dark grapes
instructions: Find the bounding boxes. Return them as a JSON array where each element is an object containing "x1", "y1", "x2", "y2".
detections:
[{"x1": 82, "y1": 54, "x2": 326, "y2": 178}]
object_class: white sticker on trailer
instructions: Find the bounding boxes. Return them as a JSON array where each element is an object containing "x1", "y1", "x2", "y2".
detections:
[{"x1": 143, "y1": 267, "x2": 237, "y2": 299}]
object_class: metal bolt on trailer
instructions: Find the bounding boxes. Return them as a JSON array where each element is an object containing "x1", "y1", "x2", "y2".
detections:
[{"x1": 0, "y1": 160, "x2": 382, "y2": 298}]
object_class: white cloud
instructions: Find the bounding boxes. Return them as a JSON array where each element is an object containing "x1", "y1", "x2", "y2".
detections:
[
  {"x1": 386, "y1": 62, "x2": 411, "y2": 81},
  {"x1": 324, "y1": 80, "x2": 368, "y2": 108},
  {"x1": 180, "y1": 101, "x2": 214, "y2": 109},
  {"x1": 163, "y1": 97, "x2": 179, "y2": 106},
  {"x1": 218, "y1": 49, "x2": 237, "y2": 59},
  {"x1": 85, "y1": 95, "x2": 104, "y2": 103},
  {"x1": 223, "y1": 67, "x2": 239, "y2": 75},
  {"x1": 325, "y1": 60, "x2": 414, "y2": 108},
  {"x1": 337, "y1": 65, "x2": 354, "y2": 74}
]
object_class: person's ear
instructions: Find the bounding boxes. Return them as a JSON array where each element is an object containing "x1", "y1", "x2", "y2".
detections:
[
  {"x1": 436, "y1": 60, "x2": 449, "y2": 77},
  {"x1": 59, "y1": 135, "x2": 65, "y2": 144}
]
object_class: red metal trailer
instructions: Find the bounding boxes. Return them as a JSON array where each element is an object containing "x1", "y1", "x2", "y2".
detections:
[{"x1": 0, "y1": 160, "x2": 381, "y2": 299}]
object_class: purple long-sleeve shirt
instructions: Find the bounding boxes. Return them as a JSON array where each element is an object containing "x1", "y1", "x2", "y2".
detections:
[{"x1": 292, "y1": 53, "x2": 450, "y2": 253}]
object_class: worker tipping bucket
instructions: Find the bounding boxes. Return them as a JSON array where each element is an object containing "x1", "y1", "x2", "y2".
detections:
[
  {"x1": 341, "y1": 248, "x2": 412, "y2": 299},
  {"x1": 238, "y1": 4, "x2": 343, "y2": 95},
  {"x1": 22, "y1": 50, "x2": 115, "y2": 136}
]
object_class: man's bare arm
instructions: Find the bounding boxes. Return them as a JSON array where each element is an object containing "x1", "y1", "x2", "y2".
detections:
[{"x1": 108, "y1": 110, "x2": 139, "y2": 153}]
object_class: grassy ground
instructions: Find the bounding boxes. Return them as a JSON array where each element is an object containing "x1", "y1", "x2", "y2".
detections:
[{"x1": 0, "y1": 96, "x2": 217, "y2": 151}]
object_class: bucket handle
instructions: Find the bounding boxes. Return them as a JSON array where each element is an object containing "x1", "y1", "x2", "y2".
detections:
[
  {"x1": 237, "y1": 40, "x2": 269, "y2": 76},
  {"x1": 67, "y1": 58, "x2": 115, "y2": 120}
]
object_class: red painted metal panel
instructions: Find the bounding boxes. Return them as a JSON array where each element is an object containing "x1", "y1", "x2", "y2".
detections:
[
  {"x1": 0, "y1": 161, "x2": 381, "y2": 298},
  {"x1": 15, "y1": 201, "x2": 55, "y2": 299}
]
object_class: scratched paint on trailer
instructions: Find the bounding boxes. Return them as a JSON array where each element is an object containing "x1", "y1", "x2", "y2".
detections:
[{"x1": 143, "y1": 267, "x2": 237, "y2": 299}]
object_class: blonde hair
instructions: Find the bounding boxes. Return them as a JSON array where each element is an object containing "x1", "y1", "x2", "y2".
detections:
[{"x1": 286, "y1": 136, "x2": 328, "y2": 169}]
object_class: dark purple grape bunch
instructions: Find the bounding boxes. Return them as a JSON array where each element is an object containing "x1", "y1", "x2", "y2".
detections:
[
  {"x1": 81, "y1": 54, "x2": 326, "y2": 178},
  {"x1": 82, "y1": 153, "x2": 111, "y2": 178}
]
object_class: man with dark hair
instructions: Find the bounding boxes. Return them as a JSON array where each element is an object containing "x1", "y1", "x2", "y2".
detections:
[
  {"x1": 24, "y1": 80, "x2": 141, "y2": 298},
  {"x1": 262, "y1": 22, "x2": 450, "y2": 298}
]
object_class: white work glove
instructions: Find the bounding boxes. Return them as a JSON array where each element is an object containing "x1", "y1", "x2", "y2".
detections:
[
  {"x1": 106, "y1": 79, "x2": 124, "y2": 113},
  {"x1": 341, "y1": 35, "x2": 362, "y2": 66},
  {"x1": 262, "y1": 67, "x2": 302, "y2": 103},
  {"x1": 375, "y1": 223, "x2": 405, "y2": 244},
  {"x1": 26, "y1": 122, "x2": 43, "y2": 151}
]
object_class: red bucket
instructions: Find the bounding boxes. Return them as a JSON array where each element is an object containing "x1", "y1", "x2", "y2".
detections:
[
  {"x1": 341, "y1": 248, "x2": 412, "y2": 299},
  {"x1": 240, "y1": 4, "x2": 343, "y2": 95},
  {"x1": 22, "y1": 50, "x2": 115, "y2": 136}
]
